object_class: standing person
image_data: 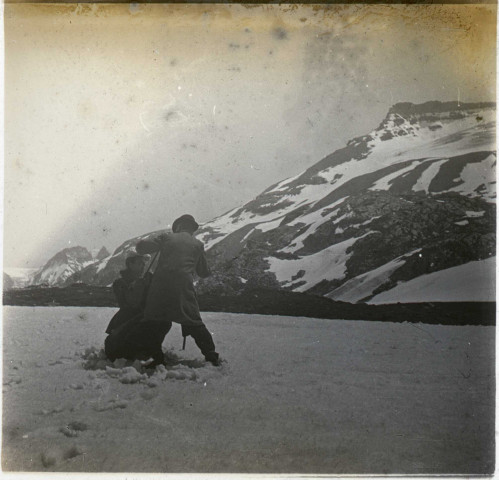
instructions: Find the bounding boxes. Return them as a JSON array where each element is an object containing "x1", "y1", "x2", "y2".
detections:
[{"x1": 136, "y1": 214, "x2": 221, "y2": 367}]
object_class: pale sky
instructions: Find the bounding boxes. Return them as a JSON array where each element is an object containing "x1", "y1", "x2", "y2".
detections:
[{"x1": 3, "y1": 3, "x2": 496, "y2": 267}]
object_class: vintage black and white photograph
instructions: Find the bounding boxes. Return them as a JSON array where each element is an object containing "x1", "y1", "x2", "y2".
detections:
[{"x1": 2, "y1": 2, "x2": 496, "y2": 475}]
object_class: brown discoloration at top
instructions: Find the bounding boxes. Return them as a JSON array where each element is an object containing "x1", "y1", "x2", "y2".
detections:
[{"x1": 5, "y1": 3, "x2": 494, "y2": 36}]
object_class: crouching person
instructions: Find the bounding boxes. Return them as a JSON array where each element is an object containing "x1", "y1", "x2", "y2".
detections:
[
  {"x1": 105, "y1": 254, "x2": 152, "y2": 361},
  {"x1": 136, "y1": 214, "x2": 221, "y2": 367}
]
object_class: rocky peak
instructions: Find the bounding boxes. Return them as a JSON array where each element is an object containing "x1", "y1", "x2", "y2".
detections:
[
  {"x1": 3, "y1": 273, "x2": 15, "y2": 291},
  {"x1": 347, "y1": 101, "x2": 496, "y2": 148},
  {"x1": 50, "y1": 246, "x2": 93, "y2": 264},
  {"x1": 95, "y1": 246, "x2": 111, "y2": 261},
  {"x1": 388, "y1": 101, "x2": 496, "y2": 117},
  {"x1": 31, "y1": 246, "x2": 94, "y2": 286}
]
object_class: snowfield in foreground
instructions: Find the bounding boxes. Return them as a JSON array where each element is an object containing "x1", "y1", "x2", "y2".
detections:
[{"x1": 2, "y1": 307, "x2": 494, "y2": 474}]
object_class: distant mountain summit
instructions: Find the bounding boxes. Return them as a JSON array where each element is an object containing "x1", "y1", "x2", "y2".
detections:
[
  {"x1": 31, "y1": 246, "x2": 95, "y2": 286},
  {"x1": 95, "y1": 246, "x2": 111, "y2": 261},
  {"x1": 64, "y1": 230, "x2": 169, "y2": 287},
  {"x1": 3, "y1": 273, "x2": 15, "y2": 291}
]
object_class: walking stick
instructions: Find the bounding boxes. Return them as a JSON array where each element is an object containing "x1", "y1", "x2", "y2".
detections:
[
  {"x1": 182, "y1": 336, "x2": 187, "y2": 350},
  {"x1": 144, "y1": 251, "x2": 160, "y2": 275}
]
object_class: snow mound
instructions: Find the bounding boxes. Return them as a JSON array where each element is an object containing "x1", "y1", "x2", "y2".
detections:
[{"x1": 81, "y1": 346, "x2": 227, "y2": 384}]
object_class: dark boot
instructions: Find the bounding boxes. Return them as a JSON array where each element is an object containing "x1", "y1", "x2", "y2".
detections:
[
  {"x1": 204, "y1": 351, "x2": 221, "y2": 366},
  {"x1": 182, "y1": 324, "x2": 220, "y2": 364}
]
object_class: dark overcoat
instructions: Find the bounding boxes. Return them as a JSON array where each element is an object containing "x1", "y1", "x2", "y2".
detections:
[
  {"x1": 136, "y1": 232, "x2": 210, "y2": 326},
  {"x1": 105, "y1": 270, "x2": 153, "y2": 360},
  {"x1": 105, "y1": 270, "x2": 151, "y2": 334}
]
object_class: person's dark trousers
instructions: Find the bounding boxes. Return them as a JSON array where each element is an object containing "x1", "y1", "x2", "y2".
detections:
[
  {"x1": 181, "y1": 324, "x2": 218, "y2": 360},
  {"x1": 138, "y1": 321, "x2": 172, "y2": 363}
]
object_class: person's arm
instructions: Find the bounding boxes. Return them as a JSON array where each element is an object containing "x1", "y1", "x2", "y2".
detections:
[
  {"x1": 196, "y1": 244, "x2": 211, "y2": 278},
  {"x1": 112, "y1": 279, "x2": 128, "y2": 309},
  {"x1": 136, "y1": 232, "x2": 171, "y2": 255},
  {"x1": 135, "y1": 240, "x2": 160, "y2": 255}
]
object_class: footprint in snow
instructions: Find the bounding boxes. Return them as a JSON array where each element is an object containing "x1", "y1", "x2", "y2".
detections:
[
  {"x1": 93, "y1": 398, "x2": 129, "y2": 412},
  {"x1": 49, "y1": 360, "x2": 64, "y2": 366},
  {"x1": 41, "y1": 444, "x2": 86, "y2": 468},
  {"x1": 68, "y1": 383, "x2": 84, "y2": 390},
  {"x1": 39, "y1": 406, "x2": 65, "y2": 416},
  {"x1": 3, "y1": 376, "x2": 22, "y2": 386},
  {"x1": 140, "y1": 389, "x2": 159, "y2": 401},
  {"x1": 59, "y1": 421, "x2": 88, "y2": 438}
]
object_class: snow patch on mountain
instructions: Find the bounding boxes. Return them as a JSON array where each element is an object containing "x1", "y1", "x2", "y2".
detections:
[
  {"x1": 411, "y1": 159, "x2": 447, "y2": 193},
  {"x1": 448, "y1": 153, "x2": 496, "y2": 200},
  {"x1": 369, "y1": 163, "x2": 416, "y2": 191},
  {"x1": 368, "y1": 257, "x2": 496, "y2": 304},
  {"x1": 266, "y1": 233, "x2": 372, "y2": 292},
  {"x1": 254, "y1": 217, "x2": 284, "y2": 233},
  {"x1": 271, "y1": 172, "x2": 302, "y2": 192},
  {"x1": 326, "y1": 250, "x2": 422, "y2": 303},
  {"x1": 96, "y1": 256, "x2": 112, "y2": 274},
  {"x1": 466, "y1": 210, "x2": 485, "y2": 218}
]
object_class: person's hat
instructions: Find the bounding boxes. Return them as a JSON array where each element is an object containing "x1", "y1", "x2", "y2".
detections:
[{"x1": 172, "y1": 214, "x2": 199, "y2": 233}]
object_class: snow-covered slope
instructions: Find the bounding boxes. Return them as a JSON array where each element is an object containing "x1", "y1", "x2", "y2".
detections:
[
  {"x1": 193, "y1": 101, "x2": 495, "y2": 301},
  {"x1": 367, "y1": 257, "x2": 496, "y2": 304},
  {"x1": 2, "y1": 307, "x2": 494, "y2": 473},
  {"x1": 31, "y1": 247, "x2": 95, "y2": 287}
]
